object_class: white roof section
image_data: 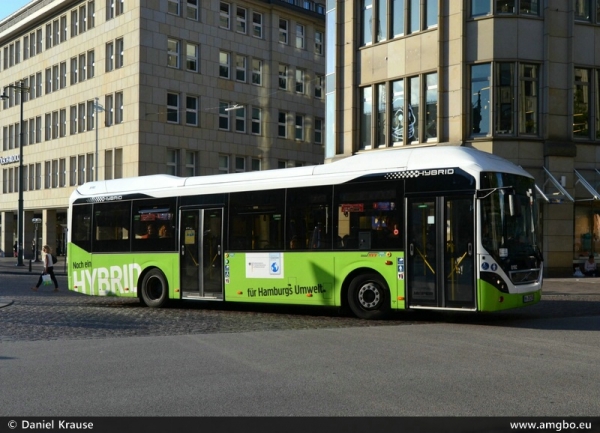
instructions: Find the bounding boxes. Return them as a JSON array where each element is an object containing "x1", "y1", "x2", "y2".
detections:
[{"x1": 70, "y1": 146, "x2": 533, "y2": 203}]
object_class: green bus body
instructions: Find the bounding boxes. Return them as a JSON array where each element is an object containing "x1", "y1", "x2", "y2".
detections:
[{"x1": 68, "y1": 244, "x2": 540, "y2": 313}]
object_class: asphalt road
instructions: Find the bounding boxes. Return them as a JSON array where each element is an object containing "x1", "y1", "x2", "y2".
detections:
[{"x1": 1, "y1": 273, "x2": 599, "y2": 418}]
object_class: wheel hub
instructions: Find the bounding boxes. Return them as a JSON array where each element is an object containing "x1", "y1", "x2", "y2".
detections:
[{"x1": 358, "y1": 282, "x2": 380, "y2": 309}]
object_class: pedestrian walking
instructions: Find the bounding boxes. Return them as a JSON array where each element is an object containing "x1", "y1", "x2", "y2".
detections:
[{"x1": 31, "y1": 245, "x2": 59, "y2": 292}]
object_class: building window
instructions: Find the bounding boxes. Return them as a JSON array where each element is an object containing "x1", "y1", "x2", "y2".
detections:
[
  {"x1": 45, "y1": 113, "x2": 51, "y2": 141},
  {"x1": 315, "y1": 31, "x2": 323, "y2": 55},
  {"x1": 186, "y1": 42, "x2": 198, "y2": 72},
  {"x1": 60, "y1": 109, "x2": 66, "y2": 137},
  {"x1": 60, "y1": 62, "x2": 67, "y2": 88},
  {"x1": 315, "y1": 74, "x2": 324, "y2": 99},
  {"x1": 235, "y1": 156, "x2": 245, "y2": 172},
  {"x1": 77, "y1": 155, "x2": 85, "y2": 185},
  {"x1": 187, "y1": 0, "x2": 198, "y2": 20},
  {"x1": 79, "y1": 53, "x2": 87, "y2": 82},
  {"x1": 59, "y1": 158, "x2": 66, "y2": 187},
  {"x1": 296, "y1": 69, "x2": 305, "y2": 94},
  {"x1": 115, "y1": 38, "x2": 123, "y2": 69},
  {"x1": 167, "y1": 93, "x2": 179, "y2": 123},
  {"x1": 219, "y1": 102, "x2": 230, "y2": 130},
  {"x1": 425, "y1": 73, "x2": 438, "y2": 141},
  {"x1": 168, "y1": 38, "x2": 180, "y2": 68},
  {"x1": 71, "y1": 9, "x2": 78, "y2": 37},
  {"x1": 114, "y1": 148, "x2": 123, "y2": 178},
  {"x1": 105, "y1": 94, "x2": 113, "y2": 126},
  {"x1": 252, "y1": 12, "x2": 263, "y2": 38},
  {"x1": 574, "y1": 0, "x2": 591, "y2": 20},
  {"x1": 296, "y1": 24, "x2": 305, "y2": 49},
  {"x1": 236, "y1": 55, "x2": 246, "y2": 82},
  {"x1": 107, "y1": 0, "x2": 115, "y2": 20},
  {"x1": 295, "y1": 115, "x2": 305, "y2": 141},
  {"x1": 185, "y1": 151, "x2": 196, "y2": 176},
  {"x1": 220, "y1": 2, "x2": 230, "y2": 29},
  {"x1": 235, "y1": 106, "x2": 246, "y2": 132},
  {"x1": 408, "y1": 0, "x2": 420, "y2": 34},
  {"x1": 278, "y1": 111, "x2": 287, "y2": 138},
  {"x1": 471, "y1": 0, "x2": 490, "y2": 16},
  {"x1": 186, "y1": 96, "x2": 198, "y2": 126},
  {"x1": 167, "y1": 149, "x2": 178, "y2": 175},
  {"x1": 251, "y1": 158, "x2": 261, "y2": 171},
  {"x1": 219, "y1": 155, "x2": 229, "y2": 173},
  {"x1": 45, "y1": 161, "x2": 51, "y2": 189},
  {"x1": 219, "y1": 51, "x2": 230, "y2": 78},
  {"x1": 87, "y1": 50, "x2": 95, "y2": 78},
  {"x1": 87, "y1": 100, "x2": 95, "y2": 131},
  {"x1": 236, "y1": 7, "x2": 247, "y2": 33},
  {"x1": 52, "y1": 159, "x2": 59, "y2": 188},
  {"x1": 315, "y1": 118, "x2": 323, "y2": 144},
  {"x1": 106, "y1": 42, "x2": 114, "y2": 72},
  {"x1": 78, "y1": 103, "x2": 86, "y2": 133},
  {"x1": 279, "y1": 19, "x2": 288, "y2": 44},
  {"x1": 360, "y1": 86, "x2": 372, "y2": 148},
  {"x1": 377, "y1": 0, "x2": 387, "y2": 41},
  {"x1": 168, "y1": 0, "x2": 180, "y2": 15},
  {"x1": 115, "y1": 92, "x2": 123, "y2": 124},
  {"x1": 361, "y1": 0, "x2": 373, "y2": 45},
  {"x1": 471, "y1": 63, "x2": 491, "y2": 136},
  {"x1": 279, "y1": 64, "x2": 288, "y2": 90},
  {"x1": 105, "y1": 149, "x2": 113, "y2": 180},
  {"x1": 88, "y1": 2, "x2": 95, "y2": 28},
  {"x1": 251, "y1": 59, "x2": 263, "y2": 86},
  {"x1": 251, "y1": 107, "x2": 261, "y2": 135},
  {"x1": 79, "y1": 4, "x2": 87, "y2": 33},
  {"x1": 70, "y1": 106, "x2": 77, "y2": 134},
  {"x1": 574, "y1": 68, "x2": 590, "y2": 138}
]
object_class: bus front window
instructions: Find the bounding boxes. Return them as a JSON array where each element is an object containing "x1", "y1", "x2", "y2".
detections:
[{"x1": 480, "y1": 173, "x2": 542, "y2": 284}]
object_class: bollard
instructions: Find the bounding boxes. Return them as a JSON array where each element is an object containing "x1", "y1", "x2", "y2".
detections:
[{"x1": 29, "y1": 259, "x2": 32, "y2": 272}]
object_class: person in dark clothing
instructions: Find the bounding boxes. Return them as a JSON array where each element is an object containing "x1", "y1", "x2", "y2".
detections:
[{"x1": 31, "y1": 245, "x2": 59, "y2": 292}]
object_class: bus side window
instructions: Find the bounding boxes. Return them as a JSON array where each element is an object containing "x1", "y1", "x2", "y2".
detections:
[
  {"x1": 71, "y1": 204, "x2": 93, "y2": 252},
  {"x1": 286, "y1": 186, "x2": 332, "y2": 251},
  {"x1": 230, "y1": 190, "x2": 285, "y2": 250},
  {"x1": 334, "y1": 183, "x2": 402, "y2": 250}
]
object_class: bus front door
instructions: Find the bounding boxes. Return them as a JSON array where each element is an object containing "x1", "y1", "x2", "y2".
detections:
[
  {"x1": 406, "y1": 196, "x2": 475, "y2": 310},
  {"x1": 180, "y1": 208, "x2": 224, "y2": 300}
]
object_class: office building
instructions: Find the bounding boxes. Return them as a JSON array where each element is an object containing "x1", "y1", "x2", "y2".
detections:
[
  {"x1": 325, "y1": 0, "x2": 600, "y2": 276},
  {"x1": 0, "y1": 0, "x2": 326, "y2": 258}
]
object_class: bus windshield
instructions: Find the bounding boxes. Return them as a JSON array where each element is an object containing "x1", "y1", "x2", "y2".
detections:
[{"x1": 480, "y1": 172, "x2": 542, "y2": 284}]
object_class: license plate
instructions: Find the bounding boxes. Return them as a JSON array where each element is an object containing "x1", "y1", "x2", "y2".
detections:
[{"x1": 523, "y1": 294, "x2": 534, "y2": 303}]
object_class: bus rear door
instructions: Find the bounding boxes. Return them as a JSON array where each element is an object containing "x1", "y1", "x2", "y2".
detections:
[
  {"x1": 180, "y1": 208, "x2": 224, "y2": 300},
  {"x1": 406, "y1": 196, "x2": 475, "y2": 310}
]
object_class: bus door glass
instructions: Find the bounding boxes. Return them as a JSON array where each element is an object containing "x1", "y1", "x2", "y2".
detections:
[
  {"x1": 180, "y1": 208, "x2": 223, "y2": 299},
  {"x1": 407, "y1": 196, "x2": 475, "y2": 309}
]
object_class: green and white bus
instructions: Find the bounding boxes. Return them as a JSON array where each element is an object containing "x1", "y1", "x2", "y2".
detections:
[{"x1": 67, "y1": 146, "x2": 543, "y2": 319}]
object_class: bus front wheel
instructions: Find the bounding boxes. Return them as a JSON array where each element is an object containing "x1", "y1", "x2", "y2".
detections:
[
  {"x1": 140, "y1": 269, "x2": 169, "y2": 308},
  {"x1": 348, "y1": 273, "x2": 390, "y2": 320}
]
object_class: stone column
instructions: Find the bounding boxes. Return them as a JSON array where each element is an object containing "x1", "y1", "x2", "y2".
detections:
[{"x1": 42, "y1": 209, "x2": 57, "y2": 256}]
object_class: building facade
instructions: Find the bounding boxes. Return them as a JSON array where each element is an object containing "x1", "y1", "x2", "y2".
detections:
[
  {"x1": 325, "y1": 0, "x2": 600, "y2": 276},
  {"x1": 0, "y1": 0, "x2": 326, "y2": 258}
]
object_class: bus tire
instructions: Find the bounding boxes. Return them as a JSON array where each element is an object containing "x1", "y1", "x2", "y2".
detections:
[
  {"x1": 347, "y1": 273, "x2": 390, "y2": 320},
  {"x1": 140, "y1": 269, "x2": 169, "y2": 308}
]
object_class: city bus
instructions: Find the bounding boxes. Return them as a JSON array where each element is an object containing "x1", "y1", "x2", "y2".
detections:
[{"x1": 67, "y1": 146, "x2": 543, "y2": 319}]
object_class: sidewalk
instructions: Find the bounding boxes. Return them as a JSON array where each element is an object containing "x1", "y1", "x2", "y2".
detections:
[
  {"x1": 0, "y1": 256, "x2": 598, "y2": 296},
  {"x1": 0, "y1": 255, "x2": 67, "y2": 277}
]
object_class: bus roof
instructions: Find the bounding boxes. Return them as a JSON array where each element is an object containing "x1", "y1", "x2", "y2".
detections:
[{"x1": 70, "y1": 146, "x2": 532, "y2": 202}]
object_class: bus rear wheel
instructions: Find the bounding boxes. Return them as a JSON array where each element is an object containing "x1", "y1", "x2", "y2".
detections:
[
  {"x1": 348, "y1": 273, "x2": 390, "y2": 320},
  {"x1": 140, "y1": 269, "x2": 169, "y2": 308}
]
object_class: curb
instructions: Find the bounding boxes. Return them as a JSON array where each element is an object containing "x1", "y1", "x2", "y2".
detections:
[{"x1": 0, "y1": 298, "x2": 14, "y2": 308}]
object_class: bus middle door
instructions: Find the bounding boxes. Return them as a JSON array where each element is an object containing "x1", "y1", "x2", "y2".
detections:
[{"x1": 180, "y1": 208, "x2": 224, "y2": 300}]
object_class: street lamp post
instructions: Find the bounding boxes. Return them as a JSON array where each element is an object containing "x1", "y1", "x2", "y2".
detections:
[
  {"x1": 93, "y1": 98, "x2": 105, "y2": 181},
  {"x1": 32, "y1": 217, "x2": 42, "y2": 262},
  {"x1": 1, "y1": 81, "x2": 30, "y2": 267}
]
